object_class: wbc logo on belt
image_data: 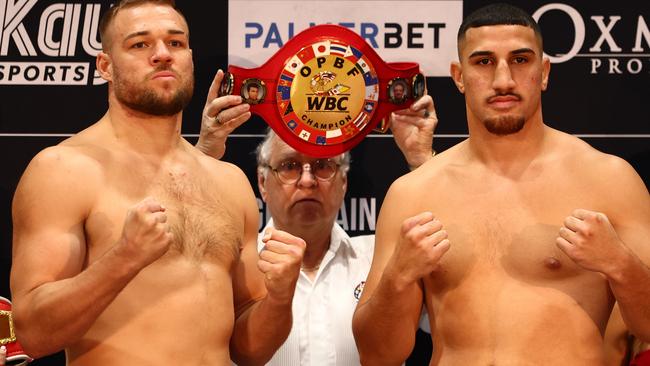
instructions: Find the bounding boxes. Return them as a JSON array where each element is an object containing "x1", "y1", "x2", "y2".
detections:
[{"x1": 276, "y1": 40, "x2": 379, "y2": 146}]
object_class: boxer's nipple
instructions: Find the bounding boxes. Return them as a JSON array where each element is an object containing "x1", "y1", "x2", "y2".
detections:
[{"x1": 543, "y1": 256, "x2": 562, "y2": 270}]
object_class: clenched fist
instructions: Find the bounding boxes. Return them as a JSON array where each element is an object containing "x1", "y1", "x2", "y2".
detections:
[
  {"x1": 387, "y1": 212, "x2": 450, "y2": 290},
  {"x1": 556, "y1": 209, "x2": 630, "y2": 275},
  {"x1": 117, "y1": 197, "x2": 173, "y2": 269},
  {"x1": 258, "y1": 228, "x2": 306, "y2": 304}
]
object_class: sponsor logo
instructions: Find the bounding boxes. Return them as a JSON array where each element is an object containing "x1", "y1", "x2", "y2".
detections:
[
  {"x1": 533, "y1": 3, "x2": 650, "y2": 74},
  {"x1": 228, "y1": 0, "x2": 462, "y2": 77},
  {"x1": 0, "y1": 0, "x2": 104, "y2": 85},
  {"x1": 257, "y1": 196, "x2": 377, "y2": 233},
  {"x1": 0, "y1": 61, "x2": 88, "y2": 85}
]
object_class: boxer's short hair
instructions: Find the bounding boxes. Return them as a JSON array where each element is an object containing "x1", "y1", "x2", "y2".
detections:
[
  {"x1": 457, "y1": 3, "x2": 543, "y2": 55},
  {"x1": 99, "y1": 0, "x2": 188, "y2": 51}
]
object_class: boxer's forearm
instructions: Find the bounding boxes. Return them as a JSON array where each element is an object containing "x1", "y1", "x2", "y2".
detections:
[
  {"x1": 12, "y1": 248, "x2": 142, "y2": 358},
  {"x1": 609, "y1": 253, "x2": 650, "y2": 343},
  {"x1": 352, "y1": 274, "x2": 422, "y2": 365},
  {"x1": 230, "y1": 296, "x2": 292, "y2": 365}
]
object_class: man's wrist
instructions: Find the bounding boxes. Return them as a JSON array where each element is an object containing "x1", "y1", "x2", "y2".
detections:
[
  {"x1": 606, "y1": 247, "x2": 642, "y2": 284},
  {"x1": 382, "y1": 260, "x2": 419, "y2": 294},
  {"x1": 262, "y1": 291, "x2": 294, "y2": 309},
  {"x1": 195, "y1": 138, "x2": 224, "y2": 160}
]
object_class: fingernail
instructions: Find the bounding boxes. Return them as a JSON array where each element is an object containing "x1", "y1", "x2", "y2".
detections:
[
  {"x1": 263, "y1": 228, "x2": 272, "y2": 240},
  {"x1": 0, "y1": 345, "x2": 5, "y2": 353}
]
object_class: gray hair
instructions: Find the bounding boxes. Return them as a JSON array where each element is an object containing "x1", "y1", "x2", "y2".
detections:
[{"x1": 256, "y1": 129, "x2": 351, "y2": 178}]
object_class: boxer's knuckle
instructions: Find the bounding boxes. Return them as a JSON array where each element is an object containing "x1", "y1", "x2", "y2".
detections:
[
  {"x1": 401, "y1": 221, "x2": 411, "y2": 234},
  {"x1": 434, "y1": 243, "x2": 449, "y2": 258},
  {"x1": 143, "y1": 216, "x2": 156, "y2": 228},
  {"x1": 570, "y1": 236, "x2": 582, "y2": 246},
  {"x1": 259, "y1": 251, "x2": 270, "y2": 261},
  {"x1": 288, "y1": 254, "x2": 302, "y2": 266},
  {"x1": 432, "y1": 221, "x2": 443, "y2": 231},
  {"x1": 405, "y1": 230, "x2": 419, "y2": 243},
  {"x1": 135, "y1": 203, "x2": 149, "y2": 214},
  {"x1": 287, "y1": 249, "x2": 299, "y2": 260},
  {"x1": 294, "y1": 245, "x2": 306, "y2": 257},
  {"x1": 276, "y1": 262, "x2": 290, "y2": 275}
]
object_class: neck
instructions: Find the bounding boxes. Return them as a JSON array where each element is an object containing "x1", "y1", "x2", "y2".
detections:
[
  {"x1": 106, "y1": 95, "x2": 183, "y2": 156},
  {"x1": 273, "y1": 219, "x2": 333, "y2": 270},
  {"x1": 467, "y1": 111, "x2": 547, "y2": 175}
]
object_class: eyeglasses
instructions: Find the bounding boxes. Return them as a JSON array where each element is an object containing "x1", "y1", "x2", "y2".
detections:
[{"x1": 267, "y1": 159, "x2": 340, "y2": 185}]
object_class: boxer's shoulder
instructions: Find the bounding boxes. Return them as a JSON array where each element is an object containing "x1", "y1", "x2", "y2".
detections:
[
  {"x1": 26, "y1": 144, "x2": 103, "y2": 182},
  {"x1": 196, "y1": 153, "x2": 250, "y2": 185},
  {"x1": 551, "y1": 128, "x2": 637, "y2": 178},
  {"x1": 397, "y1": 142, "x2": 465, "y2": 189},
  {"x1": 13, "y1": 144, "x2": 101, "y2": 218}
]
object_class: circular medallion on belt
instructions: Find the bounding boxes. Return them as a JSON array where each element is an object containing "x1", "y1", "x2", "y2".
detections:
[{"x1": 276, "y1": 40, "x2": 379, "y2": 146}]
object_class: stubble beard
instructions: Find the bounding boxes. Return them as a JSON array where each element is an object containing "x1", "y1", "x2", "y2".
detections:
[
  {"x1": 113, "y1": 65, "x2": 194, "y2": 116},
  {"x1": 483, "y1": 114, "x2": 526, "y2": 136}
]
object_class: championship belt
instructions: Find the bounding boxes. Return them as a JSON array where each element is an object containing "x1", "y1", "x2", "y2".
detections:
[
  {"x1": 219, "y1": 24, "x2": 426, "y2": 157},
  {"x1": 0, "y1": 297, "x2": 32, "y2": 365}
]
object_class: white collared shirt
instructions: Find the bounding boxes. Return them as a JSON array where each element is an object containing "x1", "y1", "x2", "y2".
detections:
[{"x1": 257, "y1": 219, "x2": 374, "y2": 366}]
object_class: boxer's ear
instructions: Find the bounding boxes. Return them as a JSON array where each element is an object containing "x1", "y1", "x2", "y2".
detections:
[
  {"x1": 96, "y1": 52, "x2": 113, "y2": 82},
  {"x1": 541, "y1": 57, "x2": 550, "y2": 91},
  {"x1": 450, "y1": 62, "x2": 464, "y2": 93}
]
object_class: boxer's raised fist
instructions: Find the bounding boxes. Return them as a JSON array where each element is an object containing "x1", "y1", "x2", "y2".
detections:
[
  {"x1": 386, "y1": 212, "x2": 450, "y2": 290},
  {"x1": 117, "y1": 197, "x2": 173, "y2": 268}
]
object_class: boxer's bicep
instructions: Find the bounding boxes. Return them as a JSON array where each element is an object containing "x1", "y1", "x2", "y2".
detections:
[
  {"x1": 606, "y1": 160, "x2": 650, "y2": 266},
  {"x1": 358, "y1": 181, "x2": 415, "y2": 306},
  {"x1": 10, "y1": 148, "x2": 94, "y2": 300},
  {"x1": 232, "y1": 177, "x2": 266, "y2": 317}
]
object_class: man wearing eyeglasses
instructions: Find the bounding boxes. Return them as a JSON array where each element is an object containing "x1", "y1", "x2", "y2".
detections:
[{"x1": 197, "y1": 68, "x2": 437, "y2": 365}]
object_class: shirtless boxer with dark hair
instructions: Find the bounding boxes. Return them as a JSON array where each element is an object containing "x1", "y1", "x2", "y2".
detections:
[{"x1": 353, "y1": 3, "x2": 650, "y2": 365}]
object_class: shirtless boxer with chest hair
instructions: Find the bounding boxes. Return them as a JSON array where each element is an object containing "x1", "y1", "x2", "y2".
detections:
[
  {"x1": 353, "y1": 3, "x2": 650, "y2": 365},
  {"x1": 10, "y1": 1, "x2": 303, "y2": 365}
]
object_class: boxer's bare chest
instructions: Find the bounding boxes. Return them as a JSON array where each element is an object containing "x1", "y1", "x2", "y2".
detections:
[
  {"x1": 420, "y1": 174, "x2": 614, "y2": 360},
  {"x1": 422, "y1": 167, "x2": 606, "y2": 294},
  {"x1": 85, "y1": 154, "x2": 242, "y2": 267}
]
